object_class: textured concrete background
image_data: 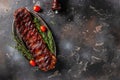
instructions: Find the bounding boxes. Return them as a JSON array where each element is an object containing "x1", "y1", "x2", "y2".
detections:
[{"x1": 0, "y1": 0, "x2": 120, "y2": 80}]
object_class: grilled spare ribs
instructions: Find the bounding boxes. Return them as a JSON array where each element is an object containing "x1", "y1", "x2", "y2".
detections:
[{"x1": 14, "y1": 8, "x2": 57, "y2": 71}]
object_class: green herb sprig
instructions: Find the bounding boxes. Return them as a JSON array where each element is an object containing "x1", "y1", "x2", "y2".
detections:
[
  {"x1": 13, "y1": 29, "x2": 33, "y2": 60},
  {"x1": 33, "y1": 17, "x2": 55, "y2": 53}
]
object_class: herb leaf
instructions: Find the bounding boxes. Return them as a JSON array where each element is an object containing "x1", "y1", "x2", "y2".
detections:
[{"x1": 33, "y1": 17, "x2": 55, "y2": 54}]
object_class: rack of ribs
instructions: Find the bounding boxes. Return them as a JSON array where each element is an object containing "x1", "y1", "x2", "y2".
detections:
[{"x1": 14, "y1": 7, "x2": 57, "y2": 71}]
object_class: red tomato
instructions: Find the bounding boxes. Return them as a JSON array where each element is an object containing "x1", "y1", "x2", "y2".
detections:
[
  {"x1": 33, "y1": 5, "x2": 41, "y2": 12},
  {"x1": 29, "y1": 60, "x2": 36, "y2": 66},
  {"x1": 40, "y1": 25, "x2": 47, "y2": 32}
]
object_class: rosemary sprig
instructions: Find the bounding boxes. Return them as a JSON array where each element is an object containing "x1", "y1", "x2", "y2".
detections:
[
  {"x1": 13, "y1": 30, "x2": 33, "y2": 60},
  {"x1": 33, "y1": 17, "x2": 55, "y2": 53}
]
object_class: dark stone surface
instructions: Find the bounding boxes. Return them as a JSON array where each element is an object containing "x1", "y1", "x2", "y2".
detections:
[{"x1": 0, "y1": 0, "x2": 120, "y2": 80}]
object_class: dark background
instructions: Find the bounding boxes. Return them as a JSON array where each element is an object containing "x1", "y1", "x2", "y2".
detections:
[{"x1": 0, "y1": 0, "x2": 120, "y2": 80}]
